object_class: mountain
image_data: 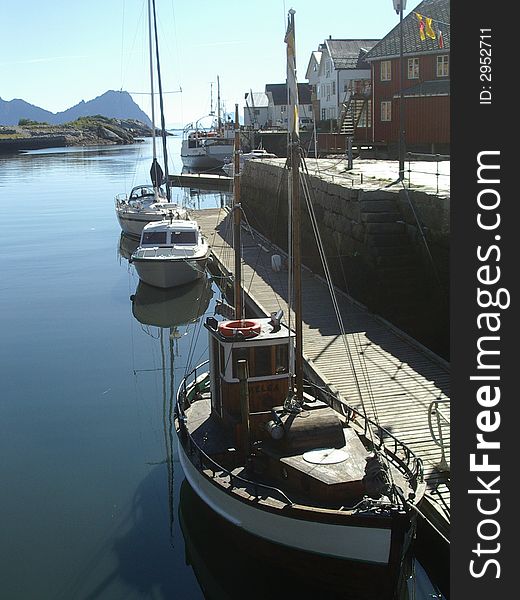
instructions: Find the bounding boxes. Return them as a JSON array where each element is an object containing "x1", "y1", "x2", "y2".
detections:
[
  {"x1": 0, "y1": 98, "x2": 55, "y2": 125},
  {"x1": 0, "y1": 91, "x2": 151, "y2": 127}
]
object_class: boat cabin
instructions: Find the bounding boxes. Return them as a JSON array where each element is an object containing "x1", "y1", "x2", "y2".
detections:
[
  {"x1": 202, "y1": 314, "x2": 384, "y2": 505},
  {"x1": 129, "y1": 184, "x2": 165, "y2": 202},
  {"x1": 138, "y1": 220, "x2": 201, "y2": 249},
  {"x1": 205, "y1": 315, "x2": 295, "y2": 449}
]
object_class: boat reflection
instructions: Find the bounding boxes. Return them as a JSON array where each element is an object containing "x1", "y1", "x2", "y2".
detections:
[
  {"x1": 118, "y1": 232, "x2": 139, "y2": 262},
  {"x1": 131, "y1": 275, "x2": 213, "y2": 328}
]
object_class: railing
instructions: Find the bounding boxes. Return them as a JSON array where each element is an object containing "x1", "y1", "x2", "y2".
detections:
[
  {"x1": 176, "y1": 361, "x2": 294, "y2": 506},
  {"x1": 405, "y1": 152, "x2": 450, "y2": 194},
  {"x1": 177, "y1": 361, "x2": 425, "y2": 503},
  {"x1": 303, "y1": 382, "x2": 425, "y2": 492},
  {"x1": 428, "y1": 398, "x2": 450, "y2": 472}
]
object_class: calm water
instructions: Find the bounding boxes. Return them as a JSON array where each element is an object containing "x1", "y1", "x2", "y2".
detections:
[
  {"x1": 0, "y1": 137, "x2": 226, "y2": 599},
  {"x1": 0, "y1": 138, "x2": 446, "y2": 600}
]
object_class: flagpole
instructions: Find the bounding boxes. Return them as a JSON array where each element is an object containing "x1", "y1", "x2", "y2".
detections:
[{"x1": 398, "y1": 1, "x2": 406, "y2": 181}]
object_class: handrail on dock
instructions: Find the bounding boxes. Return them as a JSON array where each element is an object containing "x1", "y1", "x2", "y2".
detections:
[{"x1": 428, "y1": 399, "x2": 450, "y2": 472}]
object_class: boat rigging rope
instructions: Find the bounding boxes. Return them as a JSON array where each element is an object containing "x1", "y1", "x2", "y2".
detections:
[
  {"x1": 299, "y1": 157, "x2": 396, "y2": 488},
  {"x1": 398, "y1": 178, "x2": 446, "y2": 296},
  {"x1": 299, "y1": 160, "x2": 380, "y2": 432}
]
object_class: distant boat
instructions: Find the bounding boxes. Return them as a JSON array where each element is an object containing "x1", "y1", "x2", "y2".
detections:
[
  {"x1": 130, "y1": 218, "x2": 209, "y2": 288},
  {"x1": 115, "y1": 0, "x2": 187, "y2": 238},
  {"x1": 180, "y1": 76, "x2": 235, "y2": 171},
  {"x1": 222, "y1": 147, "x2": 277, "y2": 177}
]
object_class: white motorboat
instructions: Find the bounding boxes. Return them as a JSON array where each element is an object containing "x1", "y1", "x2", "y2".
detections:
[
  {"x1": 222, "y1": 148, "x2": 277, "y2": 177},
  {"x1": 131, "y1": 218, "x2": 209, "y2": 288},
  {"x1": 115, "y1": 184, "x2": 188, "y2": 238}
]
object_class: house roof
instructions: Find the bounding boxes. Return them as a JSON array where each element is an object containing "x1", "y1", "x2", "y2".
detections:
[
  {"x1": 397, "y1": 78, "x2": 450, "y2": 97},
  {"x1": 365, "y1": 0, "x2": 450, "y2": 61},
  {"x1": 265, "y1": 83, "x2": 312, "y2": 105},
  {"x1": 325, "y1": 39, "x2": 379, "y2": 69},
  {"x1": 244, "y1": 92, "x2": 269, "y2": 108},
  {"x1": 305, "y1": 51, "x2": 322, "y2": 79}
]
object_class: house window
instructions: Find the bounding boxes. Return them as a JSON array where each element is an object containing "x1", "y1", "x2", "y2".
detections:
[
  {"x1": 332, "y1": 81, "x2": 336, "y2": 96},
  {"x1": 280, "y1": 105, "x2": 287, "y2": 113},
  {"x1": 436, "y1": 55, "x2": 449, "y2": 77},
  {"x1": 321, "y1": 108, "x2": 326, "y2": 120},
  {"x1": 408, "y1": 58, "x2": 419, "y2": 79},
  {"x1": 325, "y1": 59, "x2": 332, "y2": 77},
  {"x1": 380, "y1": 60, "x2": 391, "y2": 81},
  {"x1": 381, "y1": 101, "x2": 392, "y2": 122}
]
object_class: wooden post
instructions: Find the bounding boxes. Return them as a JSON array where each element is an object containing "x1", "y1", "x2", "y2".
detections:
[
  {"x1": 237, "y1": 359, "x2": 250, "y2": 456},
  {"x1": 233, "y1": 103, "x2": 243, "y2": 320}
]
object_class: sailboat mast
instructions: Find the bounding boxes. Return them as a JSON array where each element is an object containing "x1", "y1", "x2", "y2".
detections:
[
  {"x1": 147, "y1": 0, "x2": 157, "y2": 163},
  {"x1": 286, "y1": 9, "x2": 303, "y2": 401},
  {"x1": 151, "y1": 0, "x2": 171, "y2": 201},
  {"x1": 217, "y1": 76, "x2": 222, "y2": 132},
  {"x1": 233, "y1": 103, "x2": 243, "y2": 320}
]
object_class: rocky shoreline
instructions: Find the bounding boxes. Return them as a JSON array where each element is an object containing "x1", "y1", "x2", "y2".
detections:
[{"x1": 0, "y1": 116, "x2": 155, "y2": 152}]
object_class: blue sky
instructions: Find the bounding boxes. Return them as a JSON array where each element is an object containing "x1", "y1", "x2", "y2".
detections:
[{"x1": 2, "y1": 0, "x2": 414, "y2": 127}]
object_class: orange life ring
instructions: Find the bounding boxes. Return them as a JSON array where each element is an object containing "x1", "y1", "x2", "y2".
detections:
[{"x1": 218, "y1": 319, "x2": 262, "y2": 338}]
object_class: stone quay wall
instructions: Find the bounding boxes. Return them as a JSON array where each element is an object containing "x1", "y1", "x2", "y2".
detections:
[{"x1": 240, "y1": 160, "x2": 450, "y2": 357}]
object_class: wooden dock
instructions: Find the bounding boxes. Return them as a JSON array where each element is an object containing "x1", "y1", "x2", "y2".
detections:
[
  {"x1": 196, "y1": 207, "x2": 451, "y2": 539},
  {"x1": 169, "y1": 173, "x2": 232, "y2": 191}
]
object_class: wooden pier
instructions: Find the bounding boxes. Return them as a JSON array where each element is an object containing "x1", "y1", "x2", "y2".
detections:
[
  {"x1": 169, "y1": 173, "x2": 232, "y2": 191},
  {"x1": 196, "y1": 207, "x2": 451, "y2": 540}
]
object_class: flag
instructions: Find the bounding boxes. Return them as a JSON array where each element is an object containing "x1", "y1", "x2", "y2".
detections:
[
  {"x1": 284, "y1": 9, "x2": 299, "y2": 137},
  {"x1": 415, "y1": 12, "x2": 426, "y2": 41},
  {"x1": 415, "y1": 12, "x2": 436, "y2": 41},
  {"x1": 425, "y1": 17, "x2": 436, "y2": 40},
  {"x1": 438, "y1": 30, "x2": 444, "y2": 49}
]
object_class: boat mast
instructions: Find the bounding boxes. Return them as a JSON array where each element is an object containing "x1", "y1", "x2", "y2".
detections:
[
  {"x1": 217, "y1": 76, "x2": 222, "y2": 133},
  {"x1": 147, "y1": 0, "x2": 160, "y2": 197},
  {"x1": 286, "y1": 9, "x2": 303, "y2": 402},
  {"x1": 151, "y1": 0, "x2": 171, "y2": 201},
  {"x1": 233, "y1": 103, "x2": 243, "y2": 320}
]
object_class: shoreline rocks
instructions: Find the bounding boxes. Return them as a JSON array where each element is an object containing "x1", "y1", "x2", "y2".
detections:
[{"x1": 0, "y1": 117, "x2": 156, "y2": 152}]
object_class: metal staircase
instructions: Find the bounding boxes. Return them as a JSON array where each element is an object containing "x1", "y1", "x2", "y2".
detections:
[{"x1": 337, "y1": 80, "x2": 371, "y2": 137}]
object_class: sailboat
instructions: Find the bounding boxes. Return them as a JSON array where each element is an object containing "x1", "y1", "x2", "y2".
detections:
[
  {"x1": 180, "y1": 77, "x2": 235, "y2": 171},
  {"x1": 174, "y1": 11, "x2": 425, "y2": 599},
  {"x1": 129, "y1": 0, "x2": 210, "y2": 289},
  {"x1": 115, "y1": 0, "x2": 188, "y2": 239}
]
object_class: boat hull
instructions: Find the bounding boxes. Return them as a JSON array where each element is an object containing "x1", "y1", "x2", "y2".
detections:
[
  {"x1": 181, "y1": 142, "x2": 233, "y2": 170},
  {"x1": 177, "y1": 435, "x2": 405, "y2": 565},
  {"x1": 132, "y1": 254, "x2": 207, "y2": 288},
  {"x1": 116, "y1": 210, "x2": 166, "y2": 238},
  {"x1": 179, "y1": 478, "x2": 420, "y2": 600}
]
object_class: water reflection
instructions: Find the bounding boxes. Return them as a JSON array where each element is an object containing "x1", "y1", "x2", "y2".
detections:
[
  {"x1": 0, "y1": 144, "x2": 147, "y2": 185},
  {"x1": 77, "y1": 278, "x2": 215, "y2": 599},
  {"x1": 118, "y1": 232, "x2": 140, "y2": 261},
  {"x1": 131, "y1": 276, "x2": 213, "y2": 329},
  {"x1": 179, "y1": 480, "x2": 351, "y2": 600}
]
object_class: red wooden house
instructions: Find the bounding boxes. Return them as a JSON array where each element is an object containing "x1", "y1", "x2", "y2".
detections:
[{"x1": 365, "y1": 0, "x2": 450, "y2": 155}]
